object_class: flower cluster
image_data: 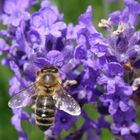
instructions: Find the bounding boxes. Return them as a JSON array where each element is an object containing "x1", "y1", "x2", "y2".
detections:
[{"x1": 0, "y1": 0, "x2": 140, "y2": 140}]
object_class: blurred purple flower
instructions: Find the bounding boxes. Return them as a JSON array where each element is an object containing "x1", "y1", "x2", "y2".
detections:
[
  {"x1": 52, "y1": 110, "x2": 78, "y2": 135},
  {"x1": 1, "y1": 0, "x2": 31, "y2": 26},
  {"x1": 11, "y1": 109, "x2": 34, "y2": 140}
]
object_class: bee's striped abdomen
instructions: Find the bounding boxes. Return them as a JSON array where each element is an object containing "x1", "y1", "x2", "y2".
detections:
[{"x1": 35, "y1": 96, "x2": 55, "y2": 131}]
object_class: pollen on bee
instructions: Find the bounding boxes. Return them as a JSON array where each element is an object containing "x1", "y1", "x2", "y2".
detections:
[
  {"x1": 132, "y1": 78, "x2": 140, "y2": 91},
  {"x1": 98, "y1": 18, "x2": 112, "y2": 29}
]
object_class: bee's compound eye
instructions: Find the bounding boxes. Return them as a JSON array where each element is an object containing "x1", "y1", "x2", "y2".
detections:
[
  {"x1": 41, "y1": 69, "x2": 46, "y2": 73},
  {"x1": 44, "y1": 74, "x2": 55, "y2": 85},
  {"x1": 51, "y1": 68, "x2": 58, "y2": 73}
]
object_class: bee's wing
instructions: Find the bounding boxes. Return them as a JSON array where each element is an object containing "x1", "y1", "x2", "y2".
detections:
[
  {"x1": 8, "y1": 83, "x2": 37, "y2": 109},
  {"x1": 53, "y1": 90, "x2": 81, "y2": 116}
]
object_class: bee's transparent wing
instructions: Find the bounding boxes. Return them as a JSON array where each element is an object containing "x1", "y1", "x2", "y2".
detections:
[
  {"x1": 8, "y1": 83, "x2": 36, "y2": 109},
  {"x1": 53, "y1": 91, "x2": 81, "y2": 116}
]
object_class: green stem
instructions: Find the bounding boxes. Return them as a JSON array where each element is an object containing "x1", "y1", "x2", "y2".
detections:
[
  {"x1": 58, "y1": 134, "x2": 61, "y2": 140},
  {"x1": 102, "y1": 0, "x2": 110, "y2": 18}
]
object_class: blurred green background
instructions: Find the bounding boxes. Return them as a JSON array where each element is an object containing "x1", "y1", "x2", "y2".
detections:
[{"x1": 0, "y1": 0, "x2": 124, "y2": 140}]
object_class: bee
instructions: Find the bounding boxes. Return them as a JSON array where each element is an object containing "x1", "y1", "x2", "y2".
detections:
[{"x1": 8, "y1": 66, "x2": 81, "y2": 131}]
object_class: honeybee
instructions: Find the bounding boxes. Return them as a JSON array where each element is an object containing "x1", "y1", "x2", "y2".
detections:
[{"x1": 8, "y1": 66, "x2": 81, "y2": 131}]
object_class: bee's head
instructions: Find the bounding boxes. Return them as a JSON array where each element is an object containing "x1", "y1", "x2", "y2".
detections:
[
  {"x1": 37, "y1": 66, "x2": 60, "y2": 85},
  {"x1": 41, "y1": 66, "x2": 59, "y2": 73}
]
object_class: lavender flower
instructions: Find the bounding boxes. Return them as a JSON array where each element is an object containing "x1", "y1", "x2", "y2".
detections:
[
  {"x1": 1, "y1": 0, "x2": 31, "y2": 26},
  {"x1": 52, "y1": 110, "x2": 78, "y2": 135},
  {"x1": 0, "y1": 0, "x2": 140, "y2": 140},
  {"x1": 31, "y1": 7, "x2": 66, "y2": 36}
]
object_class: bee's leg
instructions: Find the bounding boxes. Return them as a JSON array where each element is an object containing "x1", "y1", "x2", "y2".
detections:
[
  {"x1": 63, "y1": 80, "x2": 77, "y2": 89},
  {"x1": 31, "y1": 104, "x2": 36, "y2": 111},
  {"x1": 31, "y1": 93, "x2": 38, "y2": 100}
]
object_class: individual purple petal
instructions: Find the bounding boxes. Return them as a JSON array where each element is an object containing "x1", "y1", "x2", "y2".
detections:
[
  {"x1": 79, "y1": 6, "x2": 93, "y2": 26},
  {"x1": 74, "y1": 45, "x2": 87, "y2": 60},
  {"x1": 129, "y1": 123, "x2": 139, "y2": 133},
  {"x1": 109, "y1": 102, "x2": 118, "y2": 115},
  {"x1": 106, "y1": 62, "x2": 124, "y2": 76},
  {"x1": 31, "y1": 12, "x2": 43, "y2": 27},
  {"x1": 82, "y1": 70, "x2": 97, "y2": 100},
  {"x1": 66, "y1": 24, "x2": 77, "y2": 40},
  {"x1": 121, "y1": 127, "x2": 130, "y2": 135},
  {"x1": 9, "y1": 77, "x2": 20, "y2": 96},
  {"x1": 61, "y1": 58, "x2": 77, "y2": 74},
  {"x1": 9, "y1": 61, "x2": 21, "y2": 79},
  {"x1": 100, "y1": 94, "x2": 112, "y2": 103},
  {"x1": 97, "y1": 75, "x2": 108, "y2": 85},
  {"x1": 107, "y1": 80, "x2": 116, "y2": 94},
  {"x1": 91, "y1": 43, "x2": 107, "y2": 57},
  {"x1": 78, "y1": 6, "x2": 96, "y2": 33},
  {"x1": 123, "y1": 85, "x2": 133, "y2": 96},
  {"x1": 27, "y1": 30, "x2": 41, "y2": 44},
  {"x1": 19, "y1": 132, "x2": 28, "y2": 140},
  {"x1": 109, "y1": 11, "x2": 121, "y2": 25},
  {"x1": 89, "y1": 33, "x2": 108, "y2": 57},
  {"x1": 41, "y1": 7, "x2": 58, "y2": 25},
  {"x1": 46, "y1": 50, "x2": 64, "y2": 67},
  {"x1": 51, "y1": 22, "x2": 66, "y2": 31},
  {"x1": 50, "y1": 22, "x2": 66, "y2": 37},
  {"x1": 77, "y1": 34, "x2": 87, "y2": 45},
  {"x1": 32, "y1": 57, "x2": 50, "y2": 67},
  {"x1": 2, "y1": 0, "x2": 31, "y2": 26},
  {"x1": 119, "y1": 101, "x2": 129, "y2": 112},
  {"x1": 11, "y1": 113, "x2": 22, "y2": 131},
  {"x1": 0, "y1": 38, "x2": 9, "y2": 54},
  {"x1": 3, "y1": 0, "x2": 16, "y2": 14},
  {"x1": 31, "y1": 7, "x2": 65, "y2": 37},
  {"x1": 114, "y1": 76, "x2": 125, "y2": 87},
  {"x1": 78, "y1": 89, "x2": 87, "y2": 100},
  {"x1": 17, "y1": 0, "x2": 32, "y2": 10},
  {"x1": 124, "y1": 0, "x2": 140, "y2": 14},
  {"x1": 50, "y1": 29, "x2": 61, "y2": 38},
  {"x1": 11, "y1": 16, "x2": 21, "y2": 27},
  {"x1": 134, "y1": 45, "x2": 140, "y2": 54},
  {"x1": 41, "y1": 0, "x2": 50, "y2": 8},
  {"x1": 23, "y1": 62, "x2": 40, "y2": 81},
  {"x1": 110, "y1": 123, "x2": 120, "y2": 134}
]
